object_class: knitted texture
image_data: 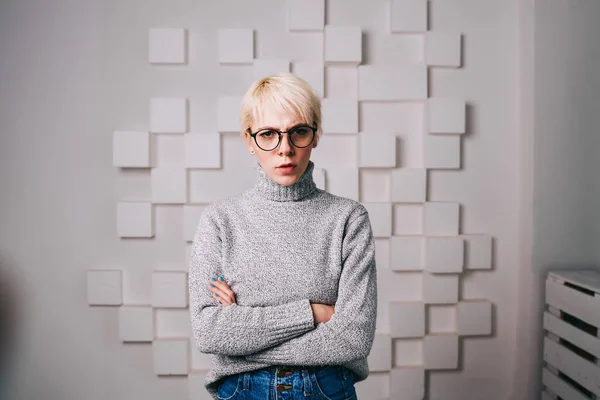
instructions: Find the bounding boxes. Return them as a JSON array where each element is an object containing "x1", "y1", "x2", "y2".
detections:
[{"x1": 188, "y1": 160, "x2": 378, "y2": 398}]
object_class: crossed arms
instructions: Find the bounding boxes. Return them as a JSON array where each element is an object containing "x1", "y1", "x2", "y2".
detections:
[{"x1": 188, "y1": 206, "x2": 378, "y2": 365}]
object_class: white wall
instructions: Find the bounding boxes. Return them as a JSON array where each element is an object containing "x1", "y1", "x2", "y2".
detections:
[
  {"x1": 513, "y1": 0, "x2": 600, "y2": 399},
  {"x1": 0, "y1": 1, "x2": 524, "y2": 399}
]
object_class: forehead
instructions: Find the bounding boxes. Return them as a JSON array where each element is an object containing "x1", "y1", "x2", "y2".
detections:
[{"x1": 253, "y1": 102, "x2": 306, "y2": 129}]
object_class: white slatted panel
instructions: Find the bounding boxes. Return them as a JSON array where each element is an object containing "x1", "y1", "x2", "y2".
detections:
[
  {"x1": 542, "y1": 368, "x2": 589, "y2": 400},
  {"x1": 544, "y1": 312, "x2": 600, "y2": 359},
  {"x1": 543, "y1": 337, "x2": 600, "y2": 397},
  {"x1": 545, "y1": 279, "x2": 600, "y2": 327}
]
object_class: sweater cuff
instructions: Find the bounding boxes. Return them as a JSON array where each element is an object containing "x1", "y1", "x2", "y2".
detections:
[{"x1": 265, "y1": 299, "x2": 315, "y2": 340}]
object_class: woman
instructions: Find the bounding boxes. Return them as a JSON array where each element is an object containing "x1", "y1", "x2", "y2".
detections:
[{"x1": 188, "y1": 73, "x2": 377, "y2": 400}]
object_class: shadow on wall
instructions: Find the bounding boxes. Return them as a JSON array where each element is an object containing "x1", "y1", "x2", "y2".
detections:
[{"x1": 0, "y1": 251, "x2": 24, "y2": 394}]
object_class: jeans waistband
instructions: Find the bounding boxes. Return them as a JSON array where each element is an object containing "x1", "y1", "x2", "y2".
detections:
[{"x1": 263, "y1": 365, "x2": 324, "y2": 373}]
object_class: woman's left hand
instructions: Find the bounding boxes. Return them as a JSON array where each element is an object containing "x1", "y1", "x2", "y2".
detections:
[{"x1": 208, "y1": 276, "x2": 237, "y2": 306}]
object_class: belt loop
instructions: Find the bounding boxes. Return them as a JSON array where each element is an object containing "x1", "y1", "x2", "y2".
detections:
[
  {"x1": 243, "y1": 372, "x2": 251, "y2": 391},
  {"x1": 302, "y1": 369, "x2": 312, "y2": 396}
]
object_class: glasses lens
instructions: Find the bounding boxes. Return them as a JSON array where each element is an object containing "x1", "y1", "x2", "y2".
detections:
[
  {"x1": 289, "y1": 126, "x2": 314, "y2": 148},
  {"x1": 255, "y1": 130, "x2": 279, "y2": 150}
]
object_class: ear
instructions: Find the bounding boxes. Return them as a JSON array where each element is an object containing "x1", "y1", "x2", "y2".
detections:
[{"x1": 243, "y1": 133, "x2": 254, "y2": 153}]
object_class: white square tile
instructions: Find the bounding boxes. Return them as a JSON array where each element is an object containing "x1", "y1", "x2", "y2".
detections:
[
  {"x1": 151, "y1": 167, "x2": 187, "y2": 204},
  {"x1": 150, "y1": 97, "x2": 187, "y2": 133},
  {"x1": 423, "y1": 202, "x2": 459, "y2": 236},
  {"x1": 427, "y1": 98, "x2": 466, "y2": 134},
  {"x1": 390, "y1": 368, "x2": 425, "y2": 400},
  {"x1": 360, "y1": 102, "x2": 424, "y2": 135},
  {"x1": 360, "y1": 169, "x2": 391, "y2": 203},
  {"x1": 117, "y1": 201, "x2": 154, "y2": 238},
  {"x1": 325, "y1": 168, "x2": 359, "y2": 200},
  {"x1": 217, "y1": 96, "x2": 243, "y2": 133},
  {"x1": 152, "y1": 339, "x2": 189, "y2": 376},
  {"x1": 427, "y1": 305, "x2": 457, "y2": 334},
  {"x1": 393, "y1": 338, "x2": 423, "y2": 367},
  {"x1": 355, "y1": 373, "x2": 390, "y2": 400},
  {"x1": 390, "y1": 302, "x2": 425, "y2": 338},
  {"x1": 313, "y1": 168, "x2": 325, "y2": 190},
  {"x1": 378, "y1": 270, "x2": 423, "y2": 305},
  {"x1": 87, "y1": 270, "x2": 122, "y2": 306},
  {"x1": 325, "y1": 66, "x2": 358, "y2": 99},
  {"x1": 288, "y1": 0, "x2": 325, "y2": 31},
  {"x1": 463, "y1": 234, "x2": 492, "y2": 270},
  {"x1": 184, "y1": 133, "x2": 221, "y2": 169},
  {"x1": 369, "y1": 334, "x2": 392, "y2": 371},
  {"x1": 190, "y1": 344, "x2": 213, "y2": 372},
  {"x1": 388, "y1": 0, "x2": 427, "y2": 33},
  {"x1": 393, "y1": 204, "x2": 423, "y2": 235},
  {"x1": 457, "y1": 300, "x2": 492, "y2": 336},
  {"x1": 424, "y1": 135, "x2": 460, "y2": 169},
  {"x1": 358, "y1": 65, "x2": 427, "y2": 101},
  {"x1": 113, "y1": 131, "x2": 151, "y2": 168},
  {"x1": 293, "y1": 62, "x2": 324, "y2": 97},
  {"x1": 118, "y1": 305, "x2": 153, "y2": 342},
  {"x1": 363, "y1": 202, "x2": 393, "y2": 238},
  {"x1": 425, "y1": 31, "x2": 462, "y2": 68},
  {"x1": 322, "y1": 98, "x2": 358, "y2": 134},
  {"x1": 390, "y1": 236, "x2": 424, "y2": 271},
  {"x1": 152, "y1": 271, "x2": 188, "y2": 308},
  {"x1": 375, "y1": 238, "x2": 390, "y2": 270},
  {"x1": 391, "y1": 168, "x2": 426, "y2": 203},
  {"x1": 184, "y1": 205, "x2": 207, "y2": 243},
  {"x1": 218, "y1": 29, "x2": 253, "y2": 64},
  {"x1": 155, "y1": 309, "x2": 192, "y2": 339},
  {"x1": 253, "y1": 59, "x2": 290, "y2": 81},
  {"x1": 425, "y1": 237, "x2": 463, "y2": 273},
  {"x1": 359, "y1": 133, "x2": 396, "y2": 168},
  {"x1": 423, "y1": 273, "x2": 458, "y2": 304},
  {"x1": 188, "y1": 372, "x2": 212, "y2": 399},
  {"x1": 423, "y1": 334, "x2": 458, "y2": 369},
  {"x1": 189, "y1": 169, "x2": 255, "y2": 203},
  {"x1": 149, "y1": 28, "x2": 186, "y2": 64},
  {"x1": 325, "y1": 26, "x2": 362, "y2": 65},
  {"x1": 311, "y1": 135, "x2": 358, "y2": 168},
  {"x1": 152, "y1": 134, "x2": 185, "y2": 167}
]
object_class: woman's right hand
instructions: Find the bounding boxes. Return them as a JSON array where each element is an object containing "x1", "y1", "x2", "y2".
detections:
[{"x1": 310, "y1": 303, "x2": 335, "y2": 324}]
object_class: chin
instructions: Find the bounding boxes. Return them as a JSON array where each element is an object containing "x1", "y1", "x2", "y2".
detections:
[{"x1": 275, "y1": 175, "x2": 299, "y2": 186}]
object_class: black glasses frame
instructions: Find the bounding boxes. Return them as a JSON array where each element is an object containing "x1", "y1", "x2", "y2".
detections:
[{"x1": 246, "y1": 122, "x2": 318, "y2": 151}]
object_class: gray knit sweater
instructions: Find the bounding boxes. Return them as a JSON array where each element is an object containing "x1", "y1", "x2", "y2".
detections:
[{"x1": 188, "y1": 159, "x2": 378, "y2": 399}]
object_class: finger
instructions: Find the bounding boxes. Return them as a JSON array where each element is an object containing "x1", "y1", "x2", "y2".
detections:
[
  {"x1": 210, "y1": 278, "x2": 236, "y2": 304},
  {"x1": 207, "y1": 282, "x2": 235, "y2": 305},
  {"x1": 211, "y1": 276, "x2": 231, "y2": 290}
]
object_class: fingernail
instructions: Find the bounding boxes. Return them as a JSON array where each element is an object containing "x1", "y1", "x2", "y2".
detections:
[
  {"x1": 215, "y1": 293, "x2": 219, "y2": 297},
  {"x1": 210, "y1": 283, "x2": 215, "y2": 288},
  {"x1": 211, "y1": 277, "x2": 217, "y2": 281},
  {"x1": 219, "y1": 276, "x2": 224, "y2": 281}
]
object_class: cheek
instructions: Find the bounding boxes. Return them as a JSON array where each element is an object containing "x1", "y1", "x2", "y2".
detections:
[{"x1": 298, "y1": 146, "x2": 313, "y2": 159}]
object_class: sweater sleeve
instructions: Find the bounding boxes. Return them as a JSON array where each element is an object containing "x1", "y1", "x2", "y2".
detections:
[
  {"x1": 244, "y1": 208, "x2": 378, "y2": 365},
  {"x1": 188, "y1": 205, "x2": 315, "y2": 357}
]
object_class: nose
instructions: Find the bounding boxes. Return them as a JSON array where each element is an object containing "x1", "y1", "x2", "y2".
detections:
[{"x1": 278, "y1": 132, "x2": 294, "y2": 154}]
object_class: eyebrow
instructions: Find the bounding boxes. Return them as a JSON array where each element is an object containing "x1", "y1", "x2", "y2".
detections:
[{"x1": 255, "y1": 123, "x2": 310, "y2": 131}]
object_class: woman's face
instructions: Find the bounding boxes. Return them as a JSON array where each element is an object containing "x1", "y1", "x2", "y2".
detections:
[{"x1": 246, "y1": 105, "x2": 318, "y2": 187}]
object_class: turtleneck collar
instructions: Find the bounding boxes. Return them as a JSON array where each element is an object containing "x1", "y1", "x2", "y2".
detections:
[{"x1": 251, "y1": 160, "x2": 318, "y2": 202}]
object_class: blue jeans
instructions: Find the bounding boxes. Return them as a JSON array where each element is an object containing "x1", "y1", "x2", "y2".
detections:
[{"x1": 216, "y1": 365, "x2": 358, "y2": 400}]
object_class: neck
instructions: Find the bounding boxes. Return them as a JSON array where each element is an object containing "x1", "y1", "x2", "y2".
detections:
[{"x1": 251, "y1": 160, "x2": 318, "y2": 202}]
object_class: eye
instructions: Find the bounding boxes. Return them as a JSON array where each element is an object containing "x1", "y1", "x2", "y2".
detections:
[
  {"x1": 258, "y1": 130, "x2": 278, "y2": 138},
  {"x1": 290, "y1": 126, "x2": 311, "y2": 136}
]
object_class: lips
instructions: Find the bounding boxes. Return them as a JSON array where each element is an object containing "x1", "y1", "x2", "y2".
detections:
[{"x1": 278, "y1": 164, "x2": 296, "y2": 168}]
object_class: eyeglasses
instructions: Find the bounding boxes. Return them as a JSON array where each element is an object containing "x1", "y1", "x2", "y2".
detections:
[{"x1": 247, "y1": 122, "x2": 317, "y2": 152}]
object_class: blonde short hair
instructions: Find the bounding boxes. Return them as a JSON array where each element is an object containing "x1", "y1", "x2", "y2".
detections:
[{"x1": 240, "y1": 73, "x2": 322, "y2": 143}]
